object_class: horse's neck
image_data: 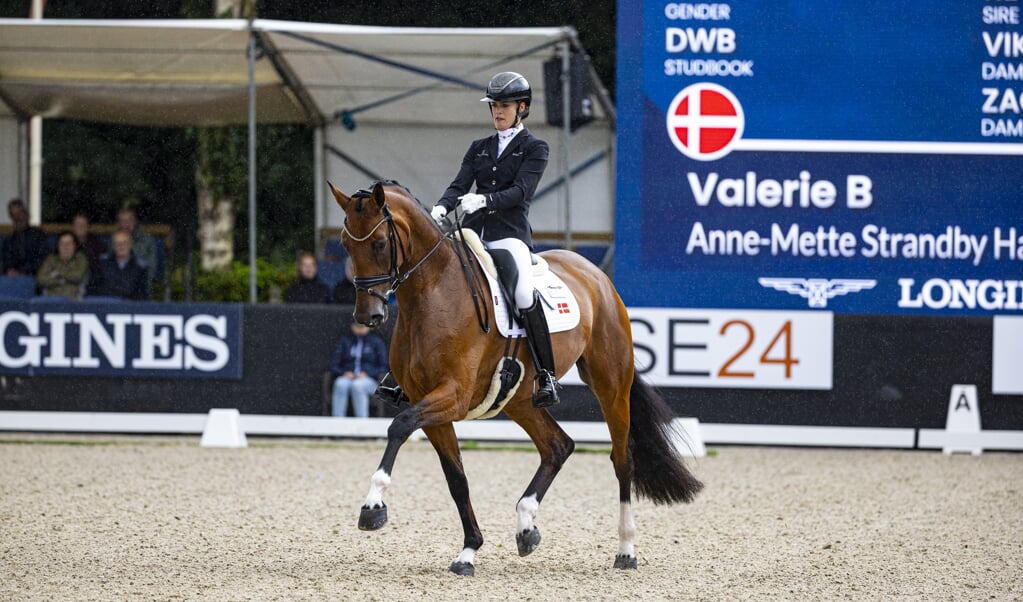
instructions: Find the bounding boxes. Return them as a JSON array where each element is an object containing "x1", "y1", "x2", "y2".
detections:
[{"x1": 394, "y1": 236, "x2": 474, "y2": 312}]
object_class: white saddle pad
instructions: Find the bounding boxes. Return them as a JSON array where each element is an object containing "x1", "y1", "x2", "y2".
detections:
[{"x1": 455, "y1": 229, "x2": 581, "y2": 338}]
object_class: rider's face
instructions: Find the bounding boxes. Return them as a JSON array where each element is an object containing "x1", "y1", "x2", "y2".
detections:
[{"x1": 490, "y1": 101, "x2": 521, "y2": 131}]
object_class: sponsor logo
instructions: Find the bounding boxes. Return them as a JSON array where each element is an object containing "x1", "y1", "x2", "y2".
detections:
[
  {"x1": 666, "y1": 82, "x2": 744, "y2": 161},
  {"x1": 898, "y1": 278, "x2": 1023, "y2": 310},
  {"x1": 0, "y1": 308, "x2": 239, "y2": 377},
  {"x1": 759, "y1": 277, "x2": 877, "y2": 308}
]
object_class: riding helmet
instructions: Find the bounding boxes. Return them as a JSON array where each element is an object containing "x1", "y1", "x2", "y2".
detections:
[{"x1": 480, "y1": 72, "x2": 532, "y2": 118}]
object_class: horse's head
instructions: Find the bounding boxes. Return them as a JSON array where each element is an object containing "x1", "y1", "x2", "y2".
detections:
[{"x1": 329, "y1": 181, "x2": 429, "y2": 328}]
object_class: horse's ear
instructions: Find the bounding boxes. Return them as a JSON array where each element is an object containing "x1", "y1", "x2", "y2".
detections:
[
  {"x1": 371, "y1": 181, "x2": 387, "y2": 210},
  {"x1": 328, "y1": 181, "x2": 351, "y2": 211}
]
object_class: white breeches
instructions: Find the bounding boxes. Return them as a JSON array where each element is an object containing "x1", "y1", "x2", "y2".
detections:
[{"x1": 485, "y1": 237, "x2": 535, "y2": 310}]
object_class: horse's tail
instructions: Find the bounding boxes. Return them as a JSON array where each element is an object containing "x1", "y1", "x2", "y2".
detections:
[{"x1": 628, "y1": 376, "x2": 704, "y2": 505}]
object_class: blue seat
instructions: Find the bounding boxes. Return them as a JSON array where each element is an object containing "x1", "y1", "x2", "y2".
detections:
[
  {"x1": 29, "y1": 295, "x2": 71, "y2": 303},
  {"x1": 0, "y1": 275, "x2": 37, "y2": 299},
  {"x1": 152, "y1": 237, "x2": 166, "y2": 282},
  {"x1": 317, "y1": 261, "x2": 346, "y2": 293},
  {"x1": 323, "y1": 238, "x2": 348, "y2": 263},
  {"x1": 534, "y1": 243, "x2": 560, "y2": 254},
  {"x1": 575, "y1": 244, "x2": 610, "y2": 266}
]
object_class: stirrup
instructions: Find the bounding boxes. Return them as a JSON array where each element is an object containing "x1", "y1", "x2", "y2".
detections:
[
  {"x1": 532, "y1": 371, "x2": 560, "y2": 408},
  {"x1": 374, "y1": 384, "x2": 408, "y2": 408}
]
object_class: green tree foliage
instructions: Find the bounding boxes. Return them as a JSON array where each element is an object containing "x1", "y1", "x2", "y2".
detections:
[{"x1": 169, "y1": 258, "x2": 296, "y2": 302}]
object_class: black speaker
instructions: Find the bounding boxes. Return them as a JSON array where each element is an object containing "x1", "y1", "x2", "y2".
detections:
[{"x1": 543, "y1": 53, "x2": 595, "y2": 132}]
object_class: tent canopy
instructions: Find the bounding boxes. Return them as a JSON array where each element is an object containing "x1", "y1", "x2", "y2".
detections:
[
  {"x1": 0, "y1": 18, "x2": 613, "y2": 127},
  {"x1": 0, "y1": 18, "x2": 618, "y2": 302}
]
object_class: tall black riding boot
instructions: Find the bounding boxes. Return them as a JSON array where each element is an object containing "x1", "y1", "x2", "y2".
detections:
[{"x1": 519, "y1": 293, "x2": 560, "y2": 408}]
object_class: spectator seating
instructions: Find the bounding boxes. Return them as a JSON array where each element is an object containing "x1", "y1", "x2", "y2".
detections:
[
  {"x1": 322, "y1": 237, "x2": 348, "y2": 263},
  {"x1": 0, "y1": 275, "x2": 36, "y2": 299},
  {"x1": 574, "y1": 244, "x2": 611, "y2": 267},
  {"x1": 316, "y1": 261, "x2": 347, "y2": 297},
  {"x1": 1, "y1": 222, "x2": 171, "y2": 298}
]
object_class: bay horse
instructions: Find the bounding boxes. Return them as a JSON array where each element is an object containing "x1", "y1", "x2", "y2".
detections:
[{"x1": 329, "y1": 181, "x2": 702, "y2": 576}]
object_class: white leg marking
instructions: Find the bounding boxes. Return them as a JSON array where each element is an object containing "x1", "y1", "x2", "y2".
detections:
[
  {"x1": 454, "y1": 547, "x2": 476, "y2": 566},
  {"x1": 516, "y1": 494, "x2": 540, "y2": 533},
  {"x1": 363, "y1": 468, "x2": 391, "y2": 508},
  {"x1": 617, "y1": 501, "x2": 637, "y2": 558}
]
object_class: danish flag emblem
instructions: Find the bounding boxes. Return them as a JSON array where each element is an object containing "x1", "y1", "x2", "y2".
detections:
[
  {"x1": 666, "y1": 82, "x2": 744, "y2": 161},
  {"x1": 557, "y1": 302, "x2": 571, "y2": 314}
]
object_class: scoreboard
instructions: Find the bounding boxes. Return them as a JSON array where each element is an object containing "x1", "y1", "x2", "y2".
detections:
[{"x1": 615, "y1": 0, "x2": 1023, "y2": 317}]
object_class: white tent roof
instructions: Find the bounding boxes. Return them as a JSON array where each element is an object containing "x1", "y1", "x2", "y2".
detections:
[{"x1": 0, "y1": 18, "x2": 613, "y2": 127}]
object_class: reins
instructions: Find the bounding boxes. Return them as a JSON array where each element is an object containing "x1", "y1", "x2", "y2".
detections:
[{"x1": 448, "y1": 212, "x2": 491, "y2": 334}]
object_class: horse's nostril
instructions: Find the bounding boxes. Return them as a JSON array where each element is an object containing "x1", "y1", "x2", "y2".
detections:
[{"x1": 369, "y1": 314, "x2": 384, "y2": 327}]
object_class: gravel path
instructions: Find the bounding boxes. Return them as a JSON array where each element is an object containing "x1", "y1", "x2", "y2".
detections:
[{"x1": 1, "y1": 434, "x2": 1020, "y2": 601}]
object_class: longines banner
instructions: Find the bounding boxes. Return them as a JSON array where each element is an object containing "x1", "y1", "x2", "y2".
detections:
[
  {"x1": 615, "y1": 1, "x2": 1023, "y2": 315},
  {"x1": 0, "y1": 301, "x2": 242, "y2": 379}
]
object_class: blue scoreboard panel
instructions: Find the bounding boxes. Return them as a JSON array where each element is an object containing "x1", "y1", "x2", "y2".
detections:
[{"x1": 615, "y1": 1, "x2": 1023, "y2": 316}]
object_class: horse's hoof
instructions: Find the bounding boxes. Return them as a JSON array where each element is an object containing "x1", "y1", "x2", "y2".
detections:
[
  {"x1": 613, "y1": 554, "x2": 638, "y2": 570},
  {"x1": 358, "y1": 504, "x2": 388, "y2": 531},
  {"x1": 516, "y1": 526, "x2": 542, "y2": 556},
  {"x1": 449, "y1": 561, "x2": 475, "y2": 576}
]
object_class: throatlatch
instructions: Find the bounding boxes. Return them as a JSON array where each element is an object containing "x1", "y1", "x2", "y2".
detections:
[{"x1": 519, "y1": 291, "x2": 560, "y2": 408}]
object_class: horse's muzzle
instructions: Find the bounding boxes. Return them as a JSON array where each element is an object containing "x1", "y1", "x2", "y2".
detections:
[{"x1": 355, "y1": 304, "x2": 388, "y2": 329}]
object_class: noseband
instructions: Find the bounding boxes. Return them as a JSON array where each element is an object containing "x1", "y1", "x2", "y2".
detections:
[{"x1": 342, "y1": 200, "x2": 446, "y2": 304}]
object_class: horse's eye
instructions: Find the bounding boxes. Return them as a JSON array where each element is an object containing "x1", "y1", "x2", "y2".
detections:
[{"x1": 373, "y1": 239, "x2": 386, "y2": 253}]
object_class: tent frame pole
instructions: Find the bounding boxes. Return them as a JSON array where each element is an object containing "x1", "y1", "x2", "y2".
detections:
[
  {"x1": 560, "y1": 40, "x2": 572, "y2": 251},
  {"x1": 247, "y1": 29, "x2": 258, "y2": 304}
]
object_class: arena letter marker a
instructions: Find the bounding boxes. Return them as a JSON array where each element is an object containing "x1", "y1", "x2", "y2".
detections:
[{"x1": 942, "y1": 385, "x2": 982, "y2": 456}]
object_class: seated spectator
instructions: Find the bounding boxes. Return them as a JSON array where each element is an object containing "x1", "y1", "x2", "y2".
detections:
[
  {"x1": 117, "y1": 206, "x2": 156, "y2": 276},
  {"x1": 87, "y1": 230, "x2": 148, "y2": 301},
  {"x1": 328, "y1": 319, "x2": 389, "y2": 418},
  {"x1": 332, "y1": 257, "x2": 357, "y2": 305},
  {"x1": 2, "y1": 198, "x2": 48, "y2": 276},
  {"x1": 72, "y1": 212, "x2": 107, "y2": 274},
  {"x1": 284, "y1": 251, "x2": 331, "y2": 304},
  {"x1": 36, "y1": 231, "x2": 90, "y2": 300}
]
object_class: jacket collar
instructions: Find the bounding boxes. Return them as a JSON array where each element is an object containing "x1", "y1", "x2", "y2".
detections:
[{"x1": 490, "y1": 127, "x2": 529, "y2": 161}]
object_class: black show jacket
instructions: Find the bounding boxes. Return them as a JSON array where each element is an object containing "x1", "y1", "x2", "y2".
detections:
[{"x1": 436, "y1": 127, "x2": 549, "y2": 249}]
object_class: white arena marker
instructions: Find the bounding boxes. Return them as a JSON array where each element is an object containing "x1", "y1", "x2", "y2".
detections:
[
  {"x1": 943, "y1": 385, "x2": 982, "y2": 456},
  {"x1": 670, "y1": 418, "x2": 706, "y2": 458},
  {"x1": 200, "y1": 408, "x2": 248, "y2": 448}
]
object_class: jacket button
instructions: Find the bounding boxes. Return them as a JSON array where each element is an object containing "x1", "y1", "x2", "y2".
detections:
[
  {"x1": 492, "y1": 166, "x2": 497, "y2": 171},
  {"x1": 491, "y1": 180, "x2": 496, "y2": 185}
]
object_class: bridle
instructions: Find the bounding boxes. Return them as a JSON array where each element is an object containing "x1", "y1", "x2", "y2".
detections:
[{"x1": 341, "y1": 199, "x2": 446, "y2": 304}]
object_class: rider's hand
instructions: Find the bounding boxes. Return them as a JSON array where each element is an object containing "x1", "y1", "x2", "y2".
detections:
[
  {"x1": 458, "y1": 193, "x2": 487, "y2": 214},
  {"x1": 431, "y1": 205, "x2": 448, "y2": 223}
]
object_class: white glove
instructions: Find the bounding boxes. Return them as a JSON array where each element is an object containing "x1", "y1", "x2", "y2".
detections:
[
  {"x1": 431, "y1": 205, "x2": 448, "y2": 223},
  {"x1": 458, "y1": 193, "x2": 487, "y2": 214}
]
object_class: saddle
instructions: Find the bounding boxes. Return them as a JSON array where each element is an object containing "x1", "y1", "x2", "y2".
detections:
[
  {"x1": 454, "y1": 229, "x2": 546, "y2": 318},
  {"x1": 454, "y1": 228, "x2": 580, "y2": 338}
]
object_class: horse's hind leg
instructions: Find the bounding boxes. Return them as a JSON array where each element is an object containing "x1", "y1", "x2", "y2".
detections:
[
  {"x1": 577, "y1": 356, "x2": 639, "y2": 570},
  {"x1": 503, "y1": 405, "x2": 575, "y2": 557},
  {"x1": 422, "y1": 423, "x2": 483, "y2": 577}
]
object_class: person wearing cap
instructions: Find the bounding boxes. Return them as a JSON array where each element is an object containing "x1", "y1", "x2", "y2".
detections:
[{"x1": 431, "y1": 71, "x2": 559, "y2": 408}]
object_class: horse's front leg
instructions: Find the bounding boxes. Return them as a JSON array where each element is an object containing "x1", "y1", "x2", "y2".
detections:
[
  {"x1": 503, "y1": 405, "x2": 575, "y2": 557},
  {"x1": 422, "y1": 423, "x2": 483, "y2": 577},
  {"x1": 357, "y1": 405, "x2": 424, "y2": 530}
]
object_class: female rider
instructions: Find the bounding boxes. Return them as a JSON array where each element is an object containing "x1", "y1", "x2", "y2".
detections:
[{"x1": 431, "y1": 72, "x2": 559, "y2": 408}]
